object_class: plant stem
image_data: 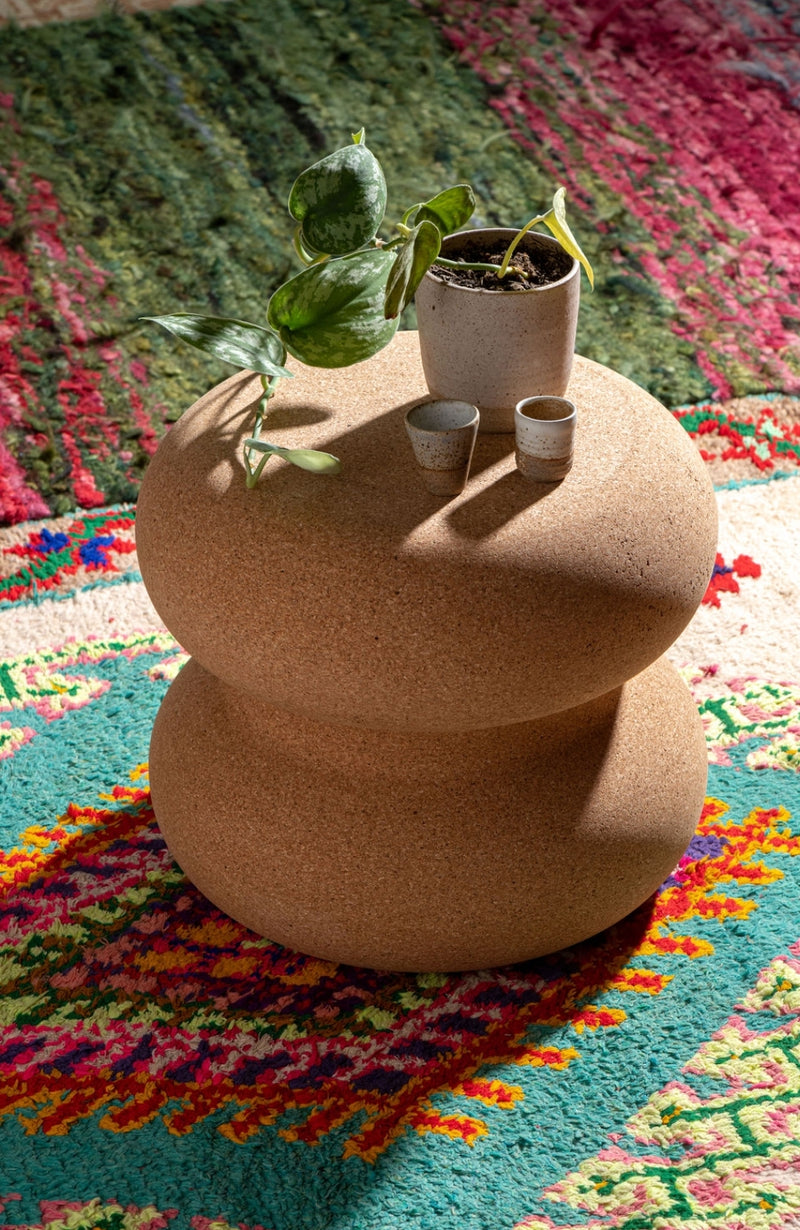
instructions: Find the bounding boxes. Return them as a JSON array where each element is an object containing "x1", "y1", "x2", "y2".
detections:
[
  {"x1": 292, "y1": 226, "x2": 329, "y2": 267},
  {"x1": 435, "y1": 257, "x2": 504, "y2": 273},
  {"x1": 498, "y1": 212, "x2": 549, "y2": 278},
  {"x1": 400, "y1": 204, "x2": 422, "y2": 227},
  {"x1": 434, "y1": 257, "x2": 530, "y2": 279},
  {"x1": 244, "y1": 375, "x2": 276, "y2": 488}
]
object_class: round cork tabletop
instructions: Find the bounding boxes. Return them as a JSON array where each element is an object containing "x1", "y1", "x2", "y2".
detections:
[{"x1": 136, "y1": 331, "x2": 717, "y2": 732}]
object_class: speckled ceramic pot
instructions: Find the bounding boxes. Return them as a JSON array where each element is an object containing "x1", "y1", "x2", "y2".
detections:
[
  {"x1": 404, "y1": 399, "x2": 479, "y2": 495},
  {"x1": 415, "y1": 229, "x2": 580, "y2": 433},
  {"x1": 515, "y1": 395, "x2": 577, "y2": 482}
]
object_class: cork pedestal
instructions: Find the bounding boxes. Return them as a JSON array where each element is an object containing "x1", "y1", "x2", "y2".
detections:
[{"x1": 136, "y1": 332, "x2": 718, "y2": 971}]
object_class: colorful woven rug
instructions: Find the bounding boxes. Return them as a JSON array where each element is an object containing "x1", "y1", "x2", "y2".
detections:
[
  {"x1": 2, "y1": 1, "x2": 800, "y2": 1228},
  {"x1": 1, "y1": 473, "x2": 799, "y2": 1228}
]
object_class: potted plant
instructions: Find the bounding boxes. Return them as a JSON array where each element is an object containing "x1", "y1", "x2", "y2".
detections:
[
  {"x1": 415, "y1": 219, "x2": 585, "y2": 433},
  {"x1": 144, "y1": 129, "x2": 593, "y2": 476}
]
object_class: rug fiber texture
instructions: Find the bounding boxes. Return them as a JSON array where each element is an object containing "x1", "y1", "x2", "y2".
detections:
[{"x1": 1, "y1": 2, "x2": 800, "y2": 1228}]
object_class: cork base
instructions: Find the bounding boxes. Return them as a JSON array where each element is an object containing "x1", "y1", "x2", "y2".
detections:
[{"x1": 149, "y1": 655, "x2": 707, "y2": 972}]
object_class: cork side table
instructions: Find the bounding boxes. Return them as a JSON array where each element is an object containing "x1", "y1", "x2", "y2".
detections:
[{"x1": 136, "y1": 332, "x2": 717, "y2": 971}]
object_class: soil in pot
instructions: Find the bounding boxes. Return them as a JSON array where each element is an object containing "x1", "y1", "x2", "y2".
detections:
[{"x1": 432, "y1": 234, "x2": 574, "y2": 291}]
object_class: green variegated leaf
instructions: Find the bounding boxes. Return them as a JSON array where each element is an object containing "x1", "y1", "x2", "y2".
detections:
[
  {"x1": 384, "y1": 220, "x2": 441, "y2": 320},
  {"x1": 244, "y1": 438, "x2": 341, "y2": 474},
  {"x1": 497, "y1": 189, "x2": 594, "y2": 286},
  {"x1": 415, "y1": 184, "x2": 476, "y2": 236},
  {"x1": 141, "y1": 314, "x2": 292, "y2": 379},
  {"x1": 267, "y1": 248, "x2": 398, "y2": 367},
  {"x1": 545, "y1": 187, "x2": 595, "y2": 288},
  {"x1": 288, "y1": 139, "x2": 387, "y2": 256},
  {"x1": 281, "y1": 447, "x2": 342, "y2": 474}
]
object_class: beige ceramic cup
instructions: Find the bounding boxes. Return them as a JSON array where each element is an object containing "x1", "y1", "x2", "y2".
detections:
[
  {"x1": 404, "y1": 400, "x2": 480, "y2": 496},
  {"x1": 514, "y1": 395, "x2": 577, "y2": 482}
]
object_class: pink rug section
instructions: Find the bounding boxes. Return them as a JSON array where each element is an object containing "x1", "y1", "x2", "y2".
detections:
[{"x1": 431, "y1": 0, "x2": 800, "y2": 399}]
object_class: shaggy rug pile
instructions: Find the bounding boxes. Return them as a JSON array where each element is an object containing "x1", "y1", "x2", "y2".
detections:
[{"x1": 1, "y1": 2, "x2": 799, "y2": 1228}]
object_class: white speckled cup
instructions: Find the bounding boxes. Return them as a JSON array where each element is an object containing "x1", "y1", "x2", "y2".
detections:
[
  {"x1": 514, "y1": 396, "x2": 577, "y2": 482},
  {"x1": 404, "y1": 400, "x2": 480, "y2": 496}
]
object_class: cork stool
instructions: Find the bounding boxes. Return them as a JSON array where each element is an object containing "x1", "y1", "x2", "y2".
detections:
[{"x1": 136, "y1": 331, "x2": 717, "y2": 971}]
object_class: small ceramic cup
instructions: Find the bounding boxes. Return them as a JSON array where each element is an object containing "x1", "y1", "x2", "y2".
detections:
[
  {"x1": 514, "y1": 396, "x2": 577, "y2": 482},
  {"x1": 404, "y1": 399, "x2": 480, "y2": 496}
]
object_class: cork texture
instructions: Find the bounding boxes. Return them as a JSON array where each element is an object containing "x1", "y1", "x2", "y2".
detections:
[
  {"x1": 136, "y1": 331, "x2": 718, "y2": 733},
  {"x1": 149, "y1": 654, "x2": 707, "y2": 971}
]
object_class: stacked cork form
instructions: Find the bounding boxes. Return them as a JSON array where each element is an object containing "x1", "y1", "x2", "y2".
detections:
[{"x1": 136, "y1": 331, "x2": 717, "y2": 971}]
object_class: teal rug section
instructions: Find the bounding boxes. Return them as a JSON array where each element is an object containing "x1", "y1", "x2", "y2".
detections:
[{"x1": 1, "y1": 591, "x2": 800, "y2": 1228}]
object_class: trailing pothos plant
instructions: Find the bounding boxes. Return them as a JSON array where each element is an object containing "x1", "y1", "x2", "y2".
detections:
[{"x1": 144, "y1": 128, "x2": 593, "y2": 486}]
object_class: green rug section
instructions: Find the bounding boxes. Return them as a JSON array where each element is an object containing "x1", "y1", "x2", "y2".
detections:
[{"x1": 0, "y1": 0, "x2": 708, "y2": 520}]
